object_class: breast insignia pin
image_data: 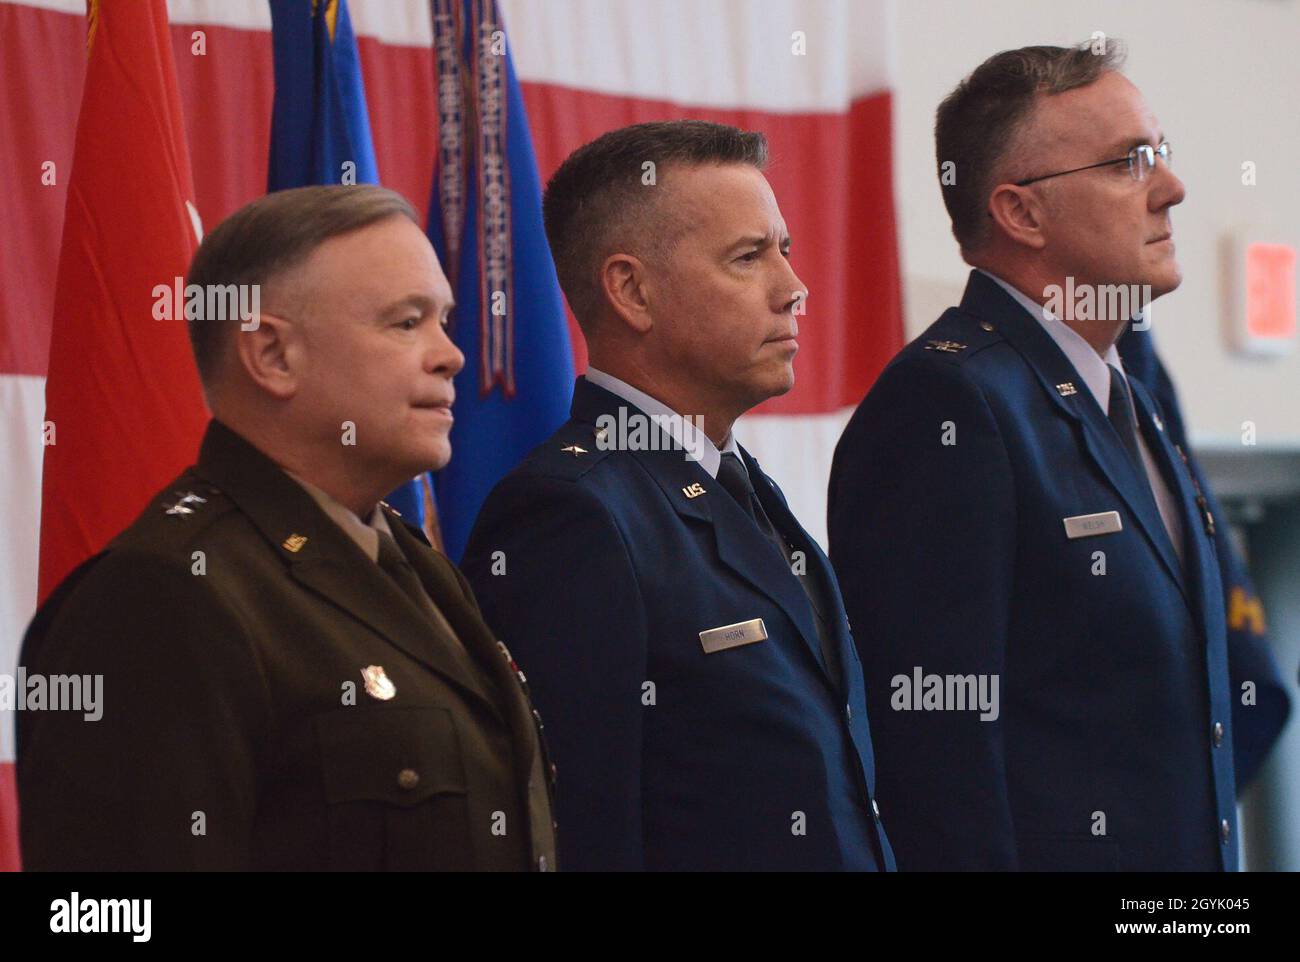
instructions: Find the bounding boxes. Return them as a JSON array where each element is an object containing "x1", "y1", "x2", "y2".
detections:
[{"x1": 361, "y1": 665, "x2": 396, "y2": 701}]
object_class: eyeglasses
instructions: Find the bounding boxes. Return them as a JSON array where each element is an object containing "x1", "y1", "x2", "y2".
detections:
[{"x1": 1014, "y1": 141, "x2": 1173, "y2": 187}]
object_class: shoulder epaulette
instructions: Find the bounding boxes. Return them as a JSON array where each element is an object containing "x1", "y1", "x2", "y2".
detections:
[
  {"x1": 536, "y1": 424, "x2": 617, "y2": 480},
  {"x1": 905, "y1": 307, "x2": 1005, "y2": 365}
]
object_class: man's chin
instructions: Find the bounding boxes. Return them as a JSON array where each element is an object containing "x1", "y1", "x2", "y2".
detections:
[
  {"x1": 746, "y1": 367, "x2": 795, "y2": 410},
  {"x1": 396, "y1": 443, "x2": 452, "y2": 481},
  {"x1": 423, "y1": 443, "x2": 453, "y2": 475},
  {"x1": 1143, "y1": 257, "x2": 1183, "y2": 300},
  {"x1": 777, "y1": 366, "x2": 797, "y2": 397}
]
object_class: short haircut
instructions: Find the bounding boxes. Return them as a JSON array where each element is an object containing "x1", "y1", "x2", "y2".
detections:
[
  {"x1": 935, "y1": 40, "x2": 1127, "y2": 254},
  {"x1": 542, "y1": 120, "x2": 768, "y2": 331},
  {"x1": 185, "y1": 184, "x2": 418, "y2": 384}
]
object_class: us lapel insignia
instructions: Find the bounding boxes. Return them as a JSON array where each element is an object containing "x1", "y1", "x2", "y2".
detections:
[
  {"x1": 924, "y1": 339, "x2": 967, "y2": 353},
  {"x1": 282, "y1": 533, "x2": 308, "y2": 553},
  {"x1": 682, "y1": 482, "x2": 706, "y2": 499},
  {"x1": 1055, "y1": 382, "x2": 1078, "y2": 397},
  {"x1": 361, "y1": 665, "x2": 396, "y2": 701},
  {"x1": 561, "y1": 444, "x2": 588, "y2": 456}
]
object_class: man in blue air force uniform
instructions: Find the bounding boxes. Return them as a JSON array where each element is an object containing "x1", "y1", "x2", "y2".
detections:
[
  {"x1": 462, "y1": 121, "x2": 894, "y2": 871},
  {"x1": 829, "y1": 43, "x2": 1237, "y2": 870}
]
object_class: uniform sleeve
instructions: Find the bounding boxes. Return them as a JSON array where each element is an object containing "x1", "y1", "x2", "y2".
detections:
[
  {"x1": 17, "y1": 550, "x2": 272, "y2": 871},
  {"x1": 1189, "y1": 454, "x2": 1291, "y2": 787},
  {"x1": 829, "y1": 357, "x2": 1019, "y2": 870},
  {"x1": 461, "y1": 474, "x2": 649, "y2": 871}
]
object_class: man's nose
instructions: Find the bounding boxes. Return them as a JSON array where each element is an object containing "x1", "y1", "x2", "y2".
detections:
[
  {"x1": 1150, "y1": 159, "x2": 1186, "y2": 210},
  {"x1": 428, "y1": 325, "x2": 465, "y2": 377},
  {"x1": 775, "y1": 258, "x2": 809, "y2": 314}
]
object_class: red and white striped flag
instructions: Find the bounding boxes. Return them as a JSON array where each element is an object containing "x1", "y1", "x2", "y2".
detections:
[
  {"x1": 499, "y1": 0, "x2": 904, "y2": 546},
  {"x1": 0, "y1": 0, "x2": 901, "y2": 870}
]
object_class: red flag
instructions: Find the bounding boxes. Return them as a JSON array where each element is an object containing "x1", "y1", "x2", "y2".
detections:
[
  {"x1": 4, "y1": 1, "x2": 208, "y2": 869},
  {"x1": 37, "y1": 0, "x2": 208, "y2": 604}
]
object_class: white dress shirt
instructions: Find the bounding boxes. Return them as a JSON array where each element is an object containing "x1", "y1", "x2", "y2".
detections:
[
  {"x1": 585, "y1": 367, "x2": 740, "y2": 479},
  {"x1": 978, "y1": 269, "x2": 1186, "y2": 567}
]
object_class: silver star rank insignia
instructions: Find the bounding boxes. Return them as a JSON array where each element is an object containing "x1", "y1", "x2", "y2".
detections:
[{"x1": 162, "y1": 491, "x2": 207, "y2": 517}]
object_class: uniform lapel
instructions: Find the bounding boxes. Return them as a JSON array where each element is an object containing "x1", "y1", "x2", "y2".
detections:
[
  {"x1": 688, "y1": 464, "x2": 830, "y2": 679},
  {"x1": 960, "y1": 272, "x2": 1189, "y2": 603},
  {"x1": 1128, "y1": 378, "x2": 1223, "y2": 636},
  {"x1": 744, "y1": 448, "x2": 852, "y2": 691},
  {"x1": 571, "y1": 379, "x2": 830, "y2": 680},
  {"x1": 193, "y1": 420, "x2": 501, "y2": 717},
  {"x1": 388, "y1": 517, "x2": 538, "y2": 782}
]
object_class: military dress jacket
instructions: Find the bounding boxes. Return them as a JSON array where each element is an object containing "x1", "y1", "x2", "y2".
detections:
[
  {"x1": 461, "y1": 377, "x2": 895, "y2": 872},
  {"x1": 828, "y1": 269, "x2": 1238, "y2": 871},
  {"x1": 18, "y1": 419, "x2": 556, "y2": 871}
]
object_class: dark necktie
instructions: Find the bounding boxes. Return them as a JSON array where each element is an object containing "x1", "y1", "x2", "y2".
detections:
[
  {"x1": 717, "y1": 452, "x2": 786, "y2": 561},
  {"x1": 716, "y1": 452, "x2": 840, "y2": 688},
  {"x1": 376, "y1": 529, "x2": 469, "y2": 656},
  {"x1": 376, "y1": 529, "x2": 429, "y2": 606},
  {"x1": 1107, "y1": 364, "x2": 1144, "y2": 472}
]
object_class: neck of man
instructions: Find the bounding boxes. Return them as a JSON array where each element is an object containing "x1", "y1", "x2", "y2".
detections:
[
  {"x1": 215, "y1": 404, "x2": 389, "y2": 519},
  {"x1": 587, "y1": 350, "x2": 738, "y2": 449},
  {"x1": 976, "y1": 258, "x2": 1128, "y2": 358}
]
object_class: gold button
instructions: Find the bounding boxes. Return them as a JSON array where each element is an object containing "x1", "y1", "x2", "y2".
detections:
[
  {"x1": 980, "y1": 321, "x2": 994, "y2": 332},
  {"x1": 538, "y1": 855, "x2": 548, "y2": 872},
  {"x1": 397, "y1": 768, "x2": 420, "y2": 790}
]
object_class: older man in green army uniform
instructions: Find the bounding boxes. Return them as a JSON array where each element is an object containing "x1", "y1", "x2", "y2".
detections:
[{"x1": 18, "y1": 185, "x2": 556, "y2": 871}]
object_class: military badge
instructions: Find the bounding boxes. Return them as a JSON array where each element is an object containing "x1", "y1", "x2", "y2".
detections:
[
  {"x1": 361, "y1": 665, "x2": 396, "y2": 701},
  {"x1": 924, "y1": 339, "x2": 967, "y2": 353}
]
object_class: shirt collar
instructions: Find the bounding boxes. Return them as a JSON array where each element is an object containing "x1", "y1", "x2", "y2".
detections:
[
  {"x1": 584, "y1": 367, "x2": 736, "y2": 478},
  {"x1": 284, "y1": 471, "x2": 392, "y2": 563},
  {"x1": 977, "y1": 269, "x2": 1125, "y2": 414}
]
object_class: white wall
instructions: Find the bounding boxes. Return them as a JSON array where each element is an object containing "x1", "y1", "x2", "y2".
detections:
[{"x1": 894, "y1": 0, "x2": 1300, "y2": 450}]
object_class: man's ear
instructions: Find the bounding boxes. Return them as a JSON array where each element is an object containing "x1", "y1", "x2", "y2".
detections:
[
  {"x1": 231, "y1": 309, "x2": 301, "y2": 400},
  {"x1": 599, "y1": 253, "x2": 654, "y2": 335},
  {"x1": 988, "y1": 184, "x2": 1048, "y2": 251}
]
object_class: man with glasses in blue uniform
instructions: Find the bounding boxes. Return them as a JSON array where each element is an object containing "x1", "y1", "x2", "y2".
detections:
[{"x1": 829, "y1": 42, "x2": 1239, "y2": 871}]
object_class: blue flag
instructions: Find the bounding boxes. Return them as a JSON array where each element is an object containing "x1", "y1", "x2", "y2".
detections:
[
  {"x1": 426, "y1": 0, "x2": 575, "y2": 561},
  {"x1": 1119, "y1": 325, "x2": 1291, "y2": 788},
  {"x1": 268, "y1": 0, "x2": 427, "y2": 524}
]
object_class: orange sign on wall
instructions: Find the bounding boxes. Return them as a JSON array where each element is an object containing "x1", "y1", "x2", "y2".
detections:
[{"x1": 1242, "y1": 242, "x2": 1297, "y2": 353}]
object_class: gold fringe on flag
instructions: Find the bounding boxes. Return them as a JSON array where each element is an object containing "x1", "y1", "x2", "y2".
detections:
[{"x1": 85, "y1": 0, "x2": 101, "y2": 54}]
